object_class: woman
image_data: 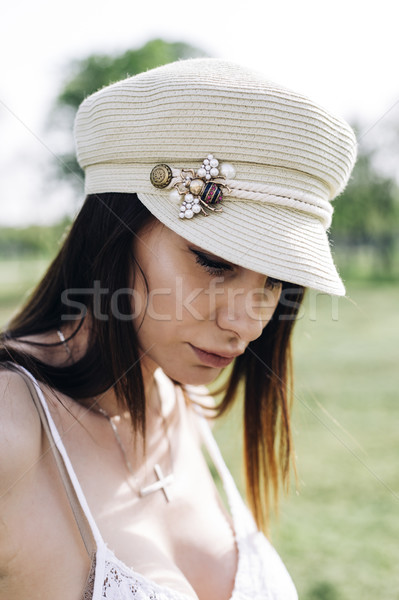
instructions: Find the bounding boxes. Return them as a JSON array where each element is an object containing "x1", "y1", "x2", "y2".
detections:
[{"x1": 0, "y1": 58, "x2": 356, "y2": 600}]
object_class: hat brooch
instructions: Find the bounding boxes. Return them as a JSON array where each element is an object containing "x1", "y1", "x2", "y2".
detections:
[{"x1": 150, "y1": 155, "x2": 236, "y2": 219}]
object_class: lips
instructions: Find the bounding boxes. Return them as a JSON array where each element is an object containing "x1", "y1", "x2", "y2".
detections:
[{"x1": 189, "y1": 344, "x2": 242, "y2": 368}]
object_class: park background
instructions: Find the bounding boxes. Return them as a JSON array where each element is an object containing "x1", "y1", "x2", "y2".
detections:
[{"x1": 1, "y1": 2, "x2": 398, "y2": 598}]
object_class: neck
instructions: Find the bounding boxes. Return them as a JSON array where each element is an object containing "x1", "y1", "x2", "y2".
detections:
[{"x1": 94, "y1": 372, "x2": 160, "y2": 420}]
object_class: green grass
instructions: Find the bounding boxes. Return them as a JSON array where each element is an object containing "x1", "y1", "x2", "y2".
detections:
[
  {"x1": 214, "y1": 283, "x2": 399, "y2": 599},
  {"x1": 1, "y1": 258, "x2": 398, "y2": 599},
  {"x1": 0, "y1": 257, "x2": 50, "y2": 328}
]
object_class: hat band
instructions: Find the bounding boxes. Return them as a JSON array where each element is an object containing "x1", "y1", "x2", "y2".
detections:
[
  {"x1": 84, "y1": 162, "x2": 333, "y2": 228},
  {"x1": 167, "y1": 168, "x2": 333, "y2": 228}
]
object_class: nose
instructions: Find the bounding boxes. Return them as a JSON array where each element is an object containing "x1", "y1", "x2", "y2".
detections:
[{"x1": 215, "y1": 272, "x2": 278, "y2": 343}]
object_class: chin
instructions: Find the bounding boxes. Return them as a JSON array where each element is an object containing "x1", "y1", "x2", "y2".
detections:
[{"x1": 167, "y1": 365, "x2": 223, "y2": 387}]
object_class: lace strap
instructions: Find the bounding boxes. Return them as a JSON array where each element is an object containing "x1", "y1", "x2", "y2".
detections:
[{"x1": 4, "y1": 363, "x2": 97, "y2": 557}]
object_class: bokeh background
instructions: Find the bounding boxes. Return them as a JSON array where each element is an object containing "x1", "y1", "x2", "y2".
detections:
[{"x1": 1, "y1": 1, "x2": 398, "y2": 598}]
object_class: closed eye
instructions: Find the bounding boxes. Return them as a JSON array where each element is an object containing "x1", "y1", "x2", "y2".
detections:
[{"x1": 190, "y1": 249, "x2": 234, "y2": 277}]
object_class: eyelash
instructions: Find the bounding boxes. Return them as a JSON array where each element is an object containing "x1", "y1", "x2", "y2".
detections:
[
  {"x1": 192, "y1": 249, "x2": 283, "y2": 289},
  {"x1": 192, "y1": 251, "x2": 233, "y2": 276}
]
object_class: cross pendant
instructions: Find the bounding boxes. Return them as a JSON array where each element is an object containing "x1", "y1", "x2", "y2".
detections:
[{"x1": 139, "y1": 464, "x2": 174, "y2": 502}]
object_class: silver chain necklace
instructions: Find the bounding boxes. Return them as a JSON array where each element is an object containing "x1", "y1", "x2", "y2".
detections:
[
  {"x1": 56, "y1": 328, "x2": 174, "y2": 502},
  {"x1": 97, "y1": 407, "x2": 174, "y2": 502}
]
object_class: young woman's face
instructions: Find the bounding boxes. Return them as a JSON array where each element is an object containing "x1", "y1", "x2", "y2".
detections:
[{"x1": 132, "y1": 221, "x2": 282, "y2": 386}]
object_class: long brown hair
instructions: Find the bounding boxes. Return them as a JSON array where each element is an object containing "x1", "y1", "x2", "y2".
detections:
[{"x1": 0, "y1": 192, "x2": 304, "y2": 531}]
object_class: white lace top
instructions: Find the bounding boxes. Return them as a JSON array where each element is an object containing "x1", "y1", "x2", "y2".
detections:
[{"x1": 19, "y1": 365, "x2": 298, "y2": 600}]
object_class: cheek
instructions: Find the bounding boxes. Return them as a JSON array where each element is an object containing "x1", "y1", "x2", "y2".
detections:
[
  {"x1": 265, "y1": 288, "x2": 283, "y2": 324},
  {"x1": 131, "y1": 268, "x2": 210, "y2": 344},
  {"x1": 245, "y1": 287, "x2": 281, "y2": 325}
]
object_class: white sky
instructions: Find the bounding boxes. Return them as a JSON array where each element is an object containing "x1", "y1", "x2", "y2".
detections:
[{"x1": 1, "y1": 0, "x2": 399, "y2": 226}]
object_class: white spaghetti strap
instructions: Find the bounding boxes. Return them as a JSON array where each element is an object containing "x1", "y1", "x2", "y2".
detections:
[
  {"x1": 8, "y1": 364, "x2": 104, "y2": 549},
  {"x1": 195, "y1": 412, "x2": 258, "y2": 539}
]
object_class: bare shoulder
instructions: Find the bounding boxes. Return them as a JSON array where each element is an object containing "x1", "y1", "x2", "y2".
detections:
[
  {"x1": 0, "y1": 368, "x2": 42, "y2": 495},
  {"x1": 0, "y1": 370, "x2": 46, "y2": 590}
]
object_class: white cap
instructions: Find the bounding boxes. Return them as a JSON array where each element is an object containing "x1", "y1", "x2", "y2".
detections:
[{"x1": 75, "y1": 58, "x2": 357, "y2": 295}]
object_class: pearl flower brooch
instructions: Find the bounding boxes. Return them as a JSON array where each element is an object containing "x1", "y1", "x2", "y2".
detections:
[{"x1": 150, "y1": 155, "x2": 236, "y2": 219}]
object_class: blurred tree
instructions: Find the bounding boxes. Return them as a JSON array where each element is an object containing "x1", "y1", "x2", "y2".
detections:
[
  {"x1": 49, "y1": 38, "x2": 208, "y2": 189},
  {"x1": 331, "y1": 141, "x2": 399, "y2": 277}
]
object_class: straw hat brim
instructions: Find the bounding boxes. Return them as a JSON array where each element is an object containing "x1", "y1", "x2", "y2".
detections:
[{"x1": 137, "y1": 192, "x2": 345, "y2": 296}]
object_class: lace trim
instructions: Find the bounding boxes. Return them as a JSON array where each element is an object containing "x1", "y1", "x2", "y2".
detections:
[
  {"x1": 81, "y1": 554, "x2": 96, "y2": 600},
  {"x1": 102, "y1": 560, "x2": 160, "y2": 599}
]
